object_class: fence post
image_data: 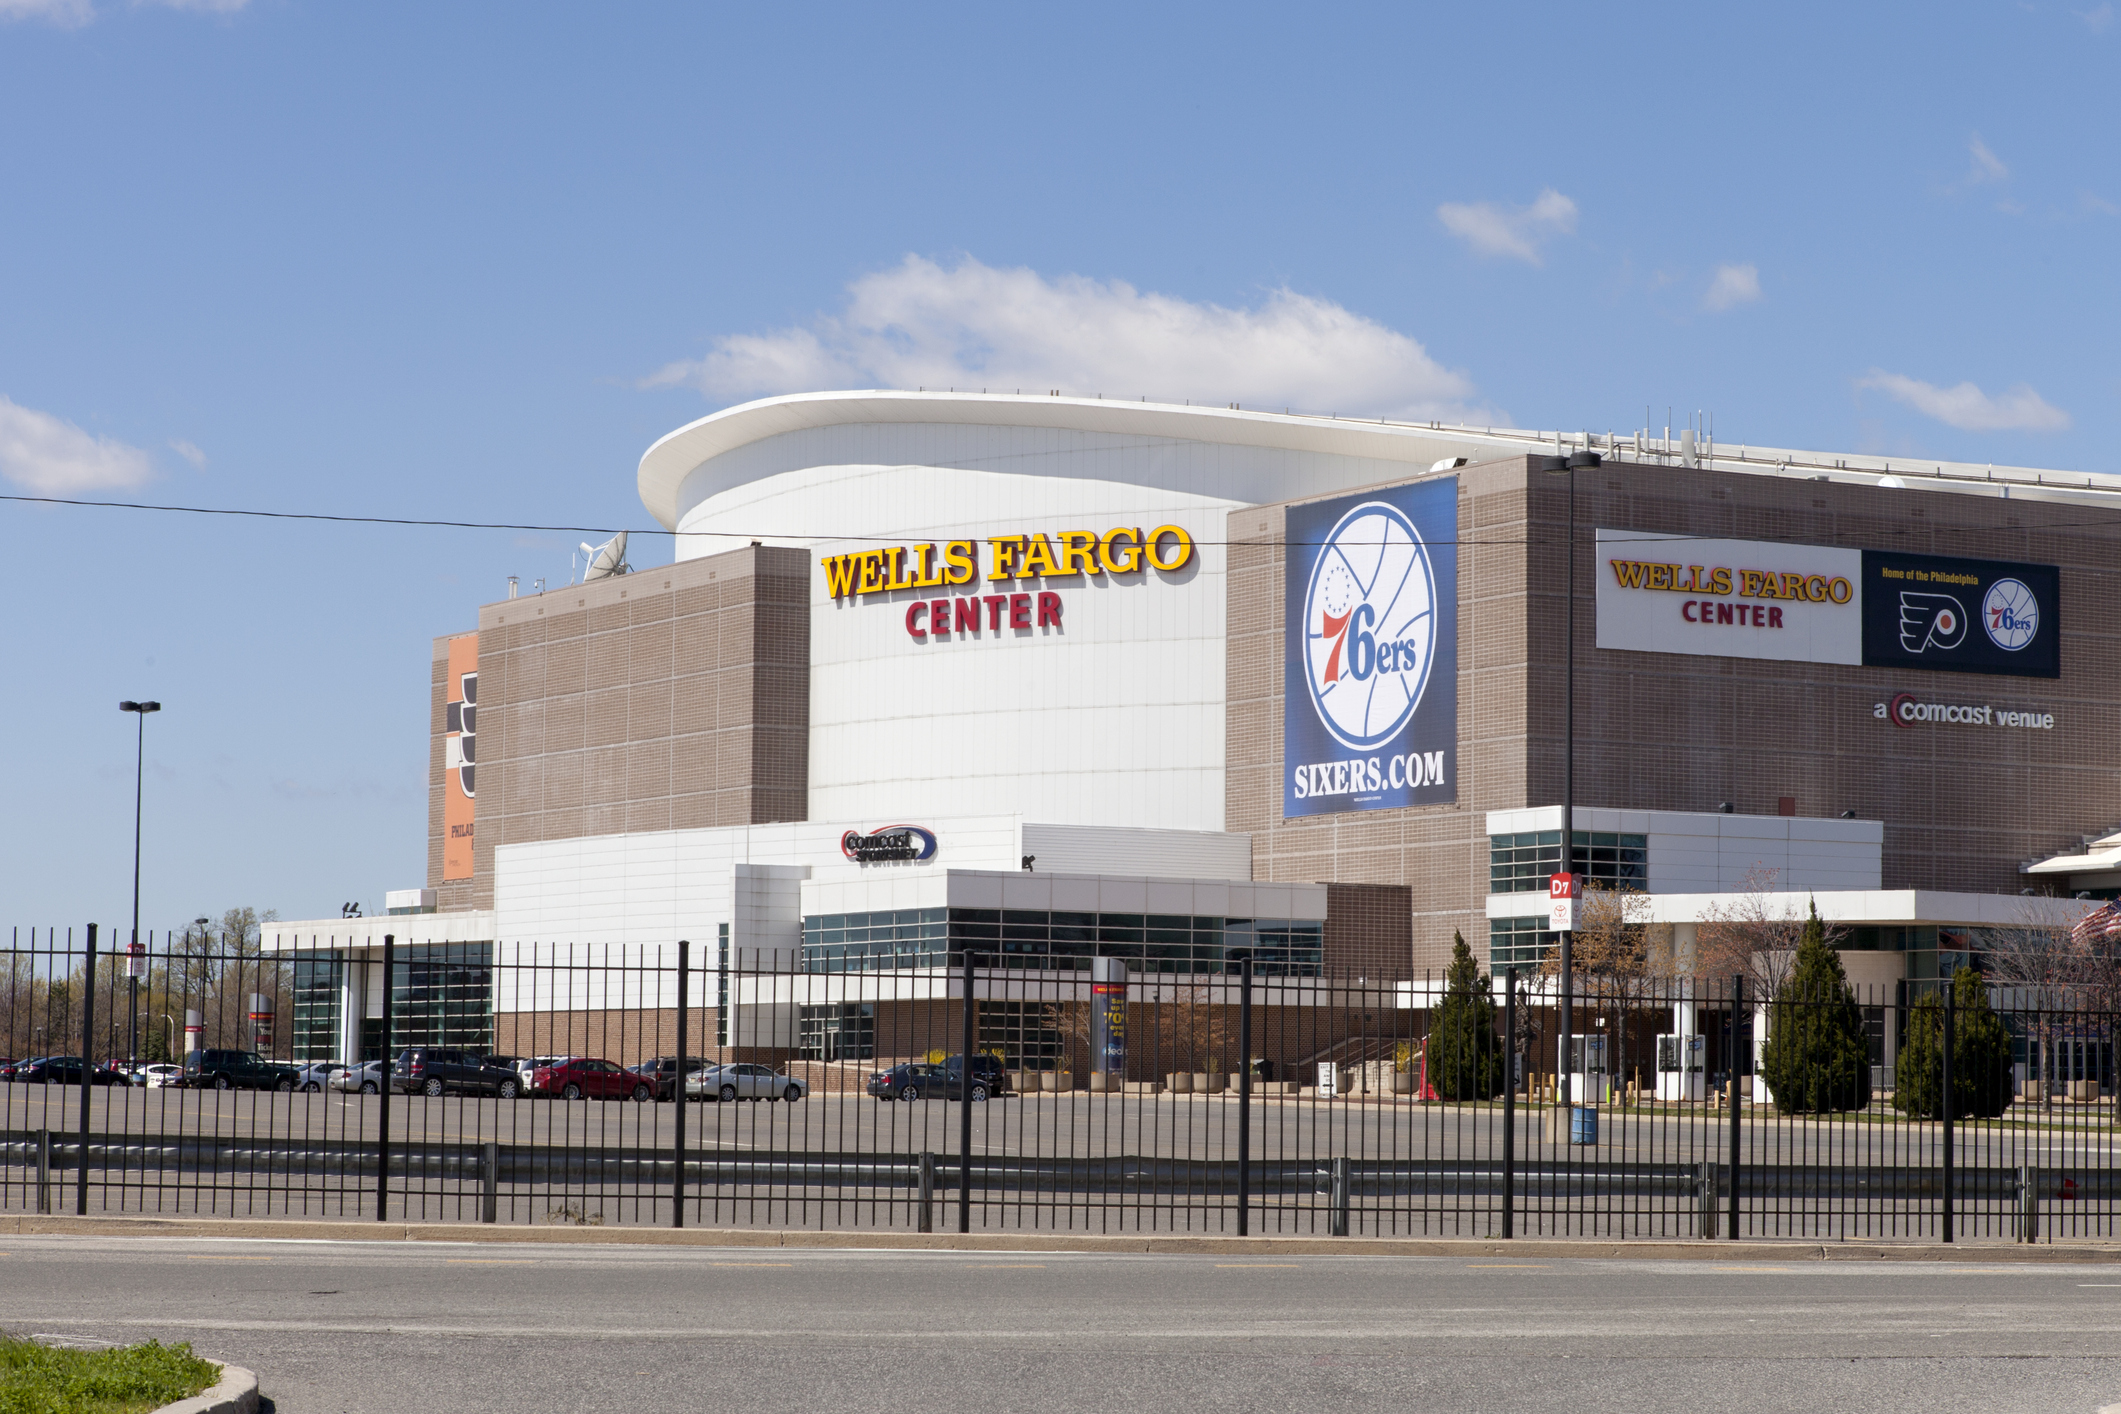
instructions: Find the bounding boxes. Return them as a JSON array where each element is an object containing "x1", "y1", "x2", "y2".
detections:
[
  {"x1": 2018, "y1": 1163, "x2": 2038, "y2": 1245},
  {"x1": 1328, "y1": 1155, "x2": 1350, "y2": 1237},
  {"x1": 1697, "y1": 1161, "x2": 1717, "y2": 1239},
  {"x1": 1502, "y1": 967, "x2": 1516, "y2": 1240},
  {"x1": 918, "y1": 1151, "x2": 936, "y2": 1233},
  {"x1": 1941, "y1": 986, "x2": 1955, "y2": 1244},
  {"x1": 481, "y1": 1141, "x2": 499, "y2": 1225},
  {"x1": 376, "y1": 933, "x2": 393, "y2": 1223},
  {"x1": 673, "y1": 939, "x2": 688, "y2": 1230},
  {"x1": 36, "y1": 1130, "x2": 51, "y2": 1215},
  {"x1": 77, "y1": 924, "x2": 97, "y2": 1217},
  {"x1": 1237, "y1": 954, "x2": 1253, "y2": 1237},
  {"x1": 1727, "y1": 973, "x2": 1743, "y2": 1241},
  {"x1": 959, "y1": 948, "x2": 976, "y2": 1235}
]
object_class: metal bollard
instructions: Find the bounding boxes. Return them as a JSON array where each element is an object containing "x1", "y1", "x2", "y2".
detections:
[
  {"x1": 481, "y1": 1141, "x2": 500, "y2": 1225},
  {"x1": 35, "y1": 1130, "x2": 51, "y2": 1216},
  {"x1": 917, "y1": 1151, "x2": 936, "y2": 1234},
  {"x1": 1328, "y1": 1156, "x2": 1351, "y2": 1238},
  {"x1": 2018, "y1": 1164, "x2": 2039, "y2": 1245},
  {"x1": 1696, "y1": 1162, "x2": 1718, "y2": 1240}
]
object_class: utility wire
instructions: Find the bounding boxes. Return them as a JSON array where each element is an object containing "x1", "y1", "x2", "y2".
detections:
[{"x1": 3, "y1": 490, "x2": 2111, "y2": 547}]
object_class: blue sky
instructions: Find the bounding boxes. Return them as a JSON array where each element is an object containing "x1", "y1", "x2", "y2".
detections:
[{"x1": 2, "y1": 2, "x2": 2114, "y2": 930}]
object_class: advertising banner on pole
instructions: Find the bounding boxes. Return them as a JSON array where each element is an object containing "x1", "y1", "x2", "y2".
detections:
[{"x1": 1283, "y1": 476, "x2": 1458, "y2": 817}]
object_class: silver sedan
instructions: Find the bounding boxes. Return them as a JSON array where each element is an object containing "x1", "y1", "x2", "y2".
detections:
[
  {"x1": 329, "y1": 1061, "x2": 385, "y2": 1094},
  {"x1": 683, "y1": 1063, "x2": 809, "y2": 1103}
]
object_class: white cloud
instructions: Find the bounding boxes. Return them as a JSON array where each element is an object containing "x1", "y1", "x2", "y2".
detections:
[
  {"x1": 1966, "y1": 135, "x2": 2010, "y2": 185},
  {"x1": 169, "y1": 438, "x2": 207, "y2": 468},
  {"x1": 0, "y1": 0, "x2": 93, "y2": 24},
  {"x1": 2081, "y1": 2, "x2": 2114, "y2": 33},
  {"x1": 2082, "y1": 191, "x2": 2120, "y2": 216},
  {"x1": 1702, "y1": 263, "x2": 1762, "y2": 312},
  {"x1": 0, "y1": 396, "x2": 157, "y2": 493},
  {"x1": 135, "y1": 0, "x2": 252, "y2": 10},
  {"x1": 1436, "y1": 188, "x2": 1578, "y2": 265},
  {"x1": 646, "y1": 255, "x2": 1487, "y2": 421},
  {"x1": 1856, "y1": 371, "x2": 2070, "y2": 432}
]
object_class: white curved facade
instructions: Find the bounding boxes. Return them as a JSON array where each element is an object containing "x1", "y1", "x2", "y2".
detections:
[{"x1": 640, "y1": 392, "x2": 1510, "y2": 832}]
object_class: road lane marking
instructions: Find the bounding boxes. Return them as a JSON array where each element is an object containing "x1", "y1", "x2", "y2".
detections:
[
  {"x1": 1714, "y1": 1266, "x2": 1793, "y2": 1272},
  {"x1": 709, "y1": 1262, "x2": 793, "y2": 1267},
  {"x1": 1215, "y1": 1264, "x2": 1301, "y2": 1268},
  {"x1": 1465, "y1": 1264, "x2": 1548, "y2": 1269},
  {"x1": 185, "y1": 1255, "x2": 272, "y2": 1261},
  {"x1": 445, "y1": 1260, "x2": 535, "y2": 1265},
  {"x1": 967, "y1": 1264, "x2": 1046, "y2": 1269},
  {"x1": 2079, "y1": 1283, "x2": 2121, "y2": 1287}
]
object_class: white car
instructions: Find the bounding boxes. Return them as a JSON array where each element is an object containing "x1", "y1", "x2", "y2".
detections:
[{"x1": 139, "y1": 1064, "x2": 183, "y2": 1089}]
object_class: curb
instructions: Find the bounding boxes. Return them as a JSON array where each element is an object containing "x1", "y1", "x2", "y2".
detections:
[
  {"x1": 153, "y1": 1361, "x2": 258, "y2": 1414},
  {"x1": 6, "y1": 1213, "x2": 2121, "y2": 1263}
]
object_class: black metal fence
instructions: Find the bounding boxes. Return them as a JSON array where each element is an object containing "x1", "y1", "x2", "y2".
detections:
[{"x1": 2, "y1": 926, "x2": 2115, "y2": 1240}]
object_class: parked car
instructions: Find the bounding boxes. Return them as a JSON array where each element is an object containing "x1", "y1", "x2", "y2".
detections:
[
  {"x1": 391, "y1": 1048, "x2": 523, "y2": 1098},
  {"x1": 329, "y1": 1061, "x2": 385, "y2": 1094},
  {"x1": 294, "y1": 1061, "x2": 341, "y2": 1093},
  {"x1": 182, "y1": 1048, "x2": 301, "y2": 1092},
  {"x1": 12, "y1": 1056, "x2": 128, "y2": 1087},
  {"x1": 690, "y1": 1062, "x2": 809, "y2": 1103},
  {"x1": 939, "y1": 1053, "x2": 1010, "y2": 1096},
  {"x1": 529, "y1": 1057, "x2": 653, "y2": 1102},
  {"x1": 631, "y1": 1055, "x2": 715, "y2": 1101},
  {"x1": 0, "y1": 1057, "x2": 44, "y2": 1081},
  {"x1": 517, "y1": 1055, "x2": 566, "y2": 1083},
  {"x1": 866, "y1": 1059, "x2": 994, "y2": 1102},
  {"x1": 139, "y1": 1063, "x2": 184, "y2": 1089}
]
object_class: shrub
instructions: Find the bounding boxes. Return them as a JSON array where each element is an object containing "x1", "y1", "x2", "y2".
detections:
[
  {"x1": 1759, "y1": 901, "x2": 1872, "y2": 1114},
  {"x1": 1894, "y1": 965, "x2": 2012, "y2": 1120},
  {"x1": 1431, "y1": 932, "x2": 1502, "y2": 1101}
]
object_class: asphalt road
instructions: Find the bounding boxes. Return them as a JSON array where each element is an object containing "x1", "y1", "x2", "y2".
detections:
[{"x1": 5, "y1": 1236, "x2": 2121, "y2": 1413}]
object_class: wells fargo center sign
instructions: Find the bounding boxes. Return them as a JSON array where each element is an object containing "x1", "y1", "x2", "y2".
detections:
[{"x1": 1595, "y1": 530, "x2": 2058, "y2": 678}]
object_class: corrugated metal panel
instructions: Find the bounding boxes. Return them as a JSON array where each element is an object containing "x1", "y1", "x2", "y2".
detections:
[{"x1": 1020, "y1": 824, "x2": 1251, "y2": 882}]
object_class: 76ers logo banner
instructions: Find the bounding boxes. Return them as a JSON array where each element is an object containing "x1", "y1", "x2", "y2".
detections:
[{"x1": 1284, "y1": 476, "x2": 1457, "y2": 817}]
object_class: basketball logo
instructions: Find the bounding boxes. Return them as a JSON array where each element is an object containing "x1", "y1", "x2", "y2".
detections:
[
  {"x1": 1301, "y1": 500, "x2": 1438, "y2": 750},
  {"x1": 1982, "y1": 578, "x2": 2038, "y2": 651}
]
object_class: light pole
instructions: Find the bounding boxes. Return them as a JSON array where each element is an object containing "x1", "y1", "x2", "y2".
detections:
[
  {"x1": 1540, "y1": 452, "x2": 1600, "y2": 1118},
  {"x1": 118, "y1": 700, "x2": 160, "y2": 1065}
]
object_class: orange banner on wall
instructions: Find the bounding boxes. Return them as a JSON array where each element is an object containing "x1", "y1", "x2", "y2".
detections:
[{"x1": 443, "y1": 634, "x2": 477, "y2": 881}]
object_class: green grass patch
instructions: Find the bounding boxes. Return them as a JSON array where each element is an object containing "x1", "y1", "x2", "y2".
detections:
[{"x1": 0, "y1": 1333, "x2": 219, "y2": 1414}]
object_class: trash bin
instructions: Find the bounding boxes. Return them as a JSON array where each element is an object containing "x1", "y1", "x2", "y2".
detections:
[{"x1": 1570, "y1": 1106, "x2": 1599, "y2": 1145}]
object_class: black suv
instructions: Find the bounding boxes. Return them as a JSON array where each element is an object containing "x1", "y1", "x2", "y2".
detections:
[
  {"x1": 940, "y1": 1053, "x2": 1010, "y2": 1096},
  {"x1": 392, "y1": 1048, "x2": 522, "y2": 1098},
  {"x1": 183, "y1": 1049, "x2": 301, "y2": 1092}
]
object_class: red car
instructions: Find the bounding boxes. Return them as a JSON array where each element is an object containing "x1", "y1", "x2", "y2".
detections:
[{"x1": 528, "y1": 1057, "x2": 653, "y2": 1102}]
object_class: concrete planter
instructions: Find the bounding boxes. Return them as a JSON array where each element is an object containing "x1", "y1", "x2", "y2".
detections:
[
  {"x1": 1084, "y1": 1072, "x2": 1121, "y2": 1093},
  {"x1": 1388, "y1": 1072, "x2": 1415, "y2": 1095},
  {"x1": 1165, "y1": 1072, "x2": 1193, "y2": 1094},
  {"x1": 2069, "y1": 1079, "x2": 2101, "y2": 1102},
  {"x1": 1042, "y1": 1072, "x2": 1074, "y2": 1093},
  {"x1": 1192, "y1": 1072, "x2": 1225, "y2": 1094},
  {"x1": 1123, "y1": 1080, "x2": 1166, "y2": 1095}
]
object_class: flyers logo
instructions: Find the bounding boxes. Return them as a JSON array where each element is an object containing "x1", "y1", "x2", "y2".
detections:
[
  {"x1": 1898, "y1": 593, "x2": 1966, "y2": 654},
  {"x1": 1301, "y1": 500, "x2": 1438, "y2": 750},
  {"x1": 445, "y1": 672, "x2": 476, "y2": 798}
]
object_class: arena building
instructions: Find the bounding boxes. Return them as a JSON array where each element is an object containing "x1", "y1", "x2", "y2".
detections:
[{"x1": 266, "y1": 391, "x2": 2114, "y2": 1078}]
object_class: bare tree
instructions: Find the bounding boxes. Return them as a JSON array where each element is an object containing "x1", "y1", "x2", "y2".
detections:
[
  {"x1": 1980, "y1": 912, "x2": 2078, "y2": 1114},
  {"x1": 1694, "y1": 867, "x2": 1832, "y2": 999}
]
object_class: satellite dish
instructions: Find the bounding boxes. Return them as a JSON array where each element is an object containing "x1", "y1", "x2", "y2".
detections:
[{"x1": 579, "y1": 530, "x2": 630, "y2": 582}]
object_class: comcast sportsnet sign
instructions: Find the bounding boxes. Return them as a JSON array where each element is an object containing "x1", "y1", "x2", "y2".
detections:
[{"x1": 1283, "y1": 477, "x2": 1458, "y2": 817}]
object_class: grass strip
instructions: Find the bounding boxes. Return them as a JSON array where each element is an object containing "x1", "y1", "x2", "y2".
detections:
[{"x1": 0, "y1": 1333, "x2": 219, "y2": 1414}]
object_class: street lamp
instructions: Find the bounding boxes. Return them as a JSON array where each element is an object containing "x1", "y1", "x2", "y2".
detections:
[
  {"x1": 118, "y1": 700, "x2": 160, "y2": 1064},
  {"x1": 1539, "y1": 451, "x2": 1601, "y2": 1117}
]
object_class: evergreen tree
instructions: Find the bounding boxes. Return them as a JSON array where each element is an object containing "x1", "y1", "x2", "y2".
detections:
[
  {"x1": 1894, "y1": 966, "x2": 2013, "y2": 1119},
  {"x1": 1432, "y1": 932, "x2": 1502, "y2": 1101},
  {"x1": 1759, "y1": 901, "x2": 1871, "y2": 1114}
]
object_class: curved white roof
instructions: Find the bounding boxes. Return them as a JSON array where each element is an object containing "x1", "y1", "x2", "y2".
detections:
[{"x1": 638, "y1": 389, "x2": 2121, "y2": 530}]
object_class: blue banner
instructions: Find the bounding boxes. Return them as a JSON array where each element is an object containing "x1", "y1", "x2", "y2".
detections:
[{"x1": 1283, "y1": 476, "x2": 1458, "y2": 817}]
